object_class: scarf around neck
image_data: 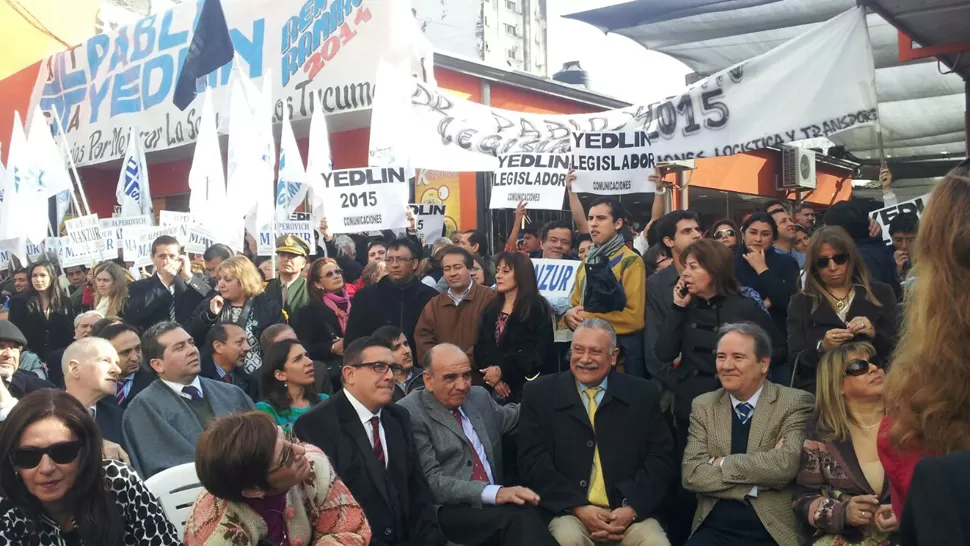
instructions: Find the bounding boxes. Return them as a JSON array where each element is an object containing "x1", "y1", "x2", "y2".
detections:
[
  {"x1": 585, "y1": 233, "x2": 625, "y2": 265},
  {"x1": 323, "y1": 288, "x2": 353, "y2": 334}
]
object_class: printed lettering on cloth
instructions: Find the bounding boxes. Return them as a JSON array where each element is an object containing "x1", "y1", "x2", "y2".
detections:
[
  {"x1": 571, "y1": 131, "x2": 657, "y2": 195},
  {"x1": 869, "y1": 194, "x2": 930, "y2": 243},
  {"x1": 370, "y1": 8, "x2": 877, "y2": 175},
  {"x1": 408, "y1": 203, "x2": 446, "y2": 242},
  {"x1": 28, "y1": 0, "x2": 396, "y2": 167},
  {"x1": 319, "y1": 167, "x2": 410, "y2": 234},
  {"x1": 64, "y1": 214, "x2": 106, "y2": 267},
  {"x1": 532, "y1": 259, "x2": 579, "y2": 300},
  {"x1": 490, "y1": 153, "x2": 569, "y2": 211}
]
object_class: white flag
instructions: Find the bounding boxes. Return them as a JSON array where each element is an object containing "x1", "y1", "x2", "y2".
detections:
[
  {"x1": 188, "y1": 93, "x2": 226, "y2": 228},
  {"x1": 115, "y1": 127, "x2": 153, "y2": 217},
  {"x1": 54, "y1": 191, "x2": 70, "y2": 232},
  {"x1": 26, "y1": 106, "x2": 73, "y2": 200},
  {"x1": 306, "y1": 93, "x2": 333, "y2": 176},
  {"x1": 0, "y1": 112, "x2": 47, "y2": 247},
  {"x1": 275, "y1": 108, "x2": 308, "y2": 222},
  {"x1": 226, "y1": 66, "x2": 275, "y2": 235}
]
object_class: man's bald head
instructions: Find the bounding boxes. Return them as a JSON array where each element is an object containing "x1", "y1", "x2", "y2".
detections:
[
  {"x1": 423, "y1": 343, "x2": 466, "y2": 375},
  {"x1": 62, "y1": 337, "x2": 116, "y2": 375},
  {"x1": 422, "y1": 343, "x2": 472, "y2": 410},
  {"x1": 62, "y1": 337, "x2": 122, "y2": 405}
]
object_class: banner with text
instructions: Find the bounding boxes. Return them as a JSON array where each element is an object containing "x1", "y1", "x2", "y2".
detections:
[
  {"x1": 29, "y1": 0, "x2": 397, "y2": 167},
  {"x1": 490, "y1": 154, "x2": 569, "y2": 210},
  {"x1": 123, "y1": 225, "x2": 181, "y2": 268},
  {"x1": 319, "y1": 167, "x2": 410, "y2": 234},
  {"x1": 257, "y1": 221, "x2": 315, "y2": 256},
  {"x1": 571, "y1": 131, "x2": 657, "y2": 195},
  {"x1": 533, "y1": 258, "x2": 580, "y2": 300},
  {"x1": 370, "y1": 8, "x2": 877, "y2": 174},
  {"x1": 100, "y1": 215, "x2": 153, "y2": 259},
  {"x1": 408, "y1": 203, "x2": 445, "y2": 242},
  {"x1": 64, "y1": 215, "x2": 105, "y2": 267},
  {"x1": 869, "y1": 194, "x2": 930, "y2": 243}
]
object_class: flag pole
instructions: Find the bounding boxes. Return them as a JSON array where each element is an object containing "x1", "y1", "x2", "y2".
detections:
[{"x1": 50, "y1": 109, "x2": 91, "y2": 216}]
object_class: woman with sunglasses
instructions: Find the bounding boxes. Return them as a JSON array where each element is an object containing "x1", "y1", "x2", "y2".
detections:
[
  {"x1": 8, "y1": 261, "x2": 75, "y2": 366},
  {"x1": 708, "y1": 219, "x2": 739, "y2": 250},
  {"x1": 257, "y1": 339, "x2": 328, "y2": 432},
  {"x1": 0, "y1": 390, "x2": 179, "y2": 545},
  {"x1": 794, "y1": 342, "x2": 898, "y2": 545},
  {"x1": 788, "y1": 226, "x2": 898, "y2": 394},
  {"x1": 184, "y1": 411, "x2": 371, "y2": 545},
  {"x1": 295, "y1": 258, "x2": 356, "y2": 369}
]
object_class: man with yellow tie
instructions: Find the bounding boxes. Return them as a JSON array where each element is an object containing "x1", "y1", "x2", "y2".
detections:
[{"x1": 519, "y1": 318, "x2": 676, "y2": 545}]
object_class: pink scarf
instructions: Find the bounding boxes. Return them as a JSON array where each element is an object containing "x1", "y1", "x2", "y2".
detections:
[{"x1": 322, "y1": 285, "x2": 355, "y2": 334}]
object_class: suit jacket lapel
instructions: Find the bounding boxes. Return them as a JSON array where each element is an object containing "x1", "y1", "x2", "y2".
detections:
[
  {"x1": 423, "y1": 391, "x2": 465, "y2": 441},
  {"x1": 335, "y1": 393, "x2": 391, "y2": 507},
  {"x1": 554, "y1": 372, "x2": 592, "y2": 432},
  {"x1": 465, "y1": 406, "x2": 497, "y2": 473},
  {"x1": 746, "y1": 382, "x2": 778, "y2": 453},
  {"x1": 714, "y1": 391, "x2": 734, "y2": 455}
]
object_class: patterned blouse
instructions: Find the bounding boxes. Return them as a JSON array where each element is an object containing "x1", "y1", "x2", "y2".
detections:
[{"x1": 0, "y1": 459, "x2": 180, "y2": 545}]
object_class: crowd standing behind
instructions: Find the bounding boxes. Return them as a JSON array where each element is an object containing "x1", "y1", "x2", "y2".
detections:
[{"x1": 0, "y1": 164, "x2": 963, "y2": 546}]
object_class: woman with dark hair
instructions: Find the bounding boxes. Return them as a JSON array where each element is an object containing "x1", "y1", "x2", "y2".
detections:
[
  {"x1": 256, "y1": 339, "x2": 328, "y2": 431},
  {"x1": 788, "y1": 226, "x2": 898, "y2": 394},
  {"x1": 184, "y1": 411, "x2": 370, "y2": 545},
  {"x1": 470, "y1": 254, "x2": 487, "y2": 286},
  {"x1": 474, "y1": 252, "x2": 554, "y2": 402},
  {"x1": 295, "y1": 257, "x2": 356, "y2": 365},
  {"x1": 8, "y1": 261, "x2": 75, "y2": 364},
  {"x1": 0, "y1": 390, "x2": 179, "y2": 545},
  {"x1": 708, "y1": 218, "x2": 739, "y2": 250},
  {"x1": 735, "y1": 212, "x2": 800, "y2": 341},
  {"x1": 655, "y1": 239, "x2": 783, "y2": 433}
]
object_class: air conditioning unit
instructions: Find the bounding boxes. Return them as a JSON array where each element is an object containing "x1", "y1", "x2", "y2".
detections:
[{"x1": 779, "y1": 146, "x2": 817, "y2": 190}]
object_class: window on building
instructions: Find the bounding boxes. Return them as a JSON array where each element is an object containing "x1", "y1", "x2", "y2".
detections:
[
  {"x1": 505, "y1": 0, "x2": 517, "y2": 11},
  {"x1": 507, "y1": 48, "x2": 517, "y2": 60},
  {"x1": 504, "y1": 23, "x2": 518, "y2": 36}
]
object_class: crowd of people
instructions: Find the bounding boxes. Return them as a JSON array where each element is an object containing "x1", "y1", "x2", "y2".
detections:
[{"x1": 0, "y1": 164, "x2": 965, "y2": 546}]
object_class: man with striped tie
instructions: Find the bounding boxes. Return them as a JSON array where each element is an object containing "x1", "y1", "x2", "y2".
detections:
[
  {"x1": 682, "y1": 322, "x2": 814, "y2": 546},
  {"x1": 518, "y1": 318, "x2": 675, "y2": 545}
]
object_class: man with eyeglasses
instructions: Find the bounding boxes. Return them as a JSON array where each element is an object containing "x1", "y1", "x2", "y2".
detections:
[
  {"x1": 345, "y1": 238, "x2": 438, "y2": 353},
  {"x1": 264, "y1": 235, "x2": 311, "y2": 330},
  {"x1": 295, "y1": 336, "x2": 446, "y2": 546}
]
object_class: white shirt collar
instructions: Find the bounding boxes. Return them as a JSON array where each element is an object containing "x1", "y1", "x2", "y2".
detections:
[
  {"x1": 729, "y1": 384, "x2": 764, "y2": 409},
  {"x1": 344, "y1": 388, "x2": 382, "y2": 425},
  {"x1": 160, "y1": 376, "x2": 203, "y2": 399}
]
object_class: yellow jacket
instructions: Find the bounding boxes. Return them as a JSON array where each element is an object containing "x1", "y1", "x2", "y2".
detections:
[{"x1": 570, "y1": 245, "x2": 646, "y2": 335}]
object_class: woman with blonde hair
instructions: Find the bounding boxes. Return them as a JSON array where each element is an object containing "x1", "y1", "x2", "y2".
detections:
[
  {"x1": 879, "y1": 167, "x2": 970, "y2": 519},
  {"x1": 92, "y1": 262, "x2": 130, "y2": 318},
  {"x1": 794, "y1": 342, "x2": 897, "y2": 545},
  {"x1": 187, "y1": 256, "x2": 284, "y2": 374},
  {"x1": 787, "y1": 226, "x2": 898, "y2": 394}
]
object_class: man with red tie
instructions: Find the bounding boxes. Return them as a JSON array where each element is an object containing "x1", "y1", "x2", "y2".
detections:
[
  {"x1": 294, "y1": 336, "x2": 445, "y2": 546},
  {"x1": 398, "y1": 343, "x2": 558, "y2": 546}
]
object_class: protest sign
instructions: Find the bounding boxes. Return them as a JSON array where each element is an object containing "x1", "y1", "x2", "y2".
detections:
[
  {"x1": 370, "y1": 8, "x2": 877, "y2": 173},
  {"x1": 124, "y1": 225, "x2": 181, "y2": 268},
  {"x1": 869, "y1": 194, "x2": 930, "y2": 243},
  {"x1": 29, "y1": 0, "x2": 399, "y2": 167},
  {"x1": 257, "y1": 221, "x2": 315, "y2": 256},
  {"x1": 532, "y1": 259, "x2": 580, "y2": 301},
  {"x1": 100, "y1": 216, "x2": 153, "y2": 259},
  {"x1": 26, "y1": 241, "x2": 45, "y2": 262},
  {"x1": 571, "y1": 131, "x2": 658, "y2": 195},
  {"x1": 409, "y1": 204, "x2": 446, "y2": 242},
  {"x1": 490, "y1": 154, "x2": 569, "y2": 211},
  {"x1": 64, "y1": 215, "x2": 104, "y2": 267},
  {"x1": 319, "y1": 167, "x2": 410, "y2": 234}
]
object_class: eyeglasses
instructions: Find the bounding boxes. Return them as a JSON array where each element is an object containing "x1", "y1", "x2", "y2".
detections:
[
  {"x1": 385, "y1": 257, "x2": 415, "y2": 265},
  {"x1": 323, "y1": 269, "x2": 344, "y2": 279},
  {"x1": 270, "y1": 432, "x2": 297, "y2": 473},
  {"x1": 843, "y1": 358, "x2": 884, "y2": 377},
  {"x1": 815, "y1": 253, "x2": 849, "y2": 269},
  {"x1": 712, "y1": 229, "x2": 736, "y2": 240},
  {"x1": 351, "y1": 361, "x2": 404, "y2": 374},
  {"x1": 10, "y1": 440, "x2": 84, "y2": 469}
]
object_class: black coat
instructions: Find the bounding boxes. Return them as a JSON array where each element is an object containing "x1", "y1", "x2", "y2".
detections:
[
  {"x1": 856, "y1": 237, "x2": 902, "y2": 300},
  {"x1": 4, "y1": 370, "x2": 54, "y2": 398},
  {"x1": 344, "y1": 277, "x2": 438, "y2": 353},
  {"x1": 295, "y1": 299, "x2": 343, "y2": 363},
  {"x1": 654, "y1": 293, "x2": 784, "y2": 421},
  {"x1": 7, "y1": 295, "x2": 74, "y2": 365},
  {"x1": 518, "y1": 371, "x2": 675, "y2": 522},
  {"x1": 94, "y1": 398, "x2": 125, "y2": 447},
  {"x1": 734, "y1": 247, "x2": 800, "y2": 338},
  {"x1": 293, "y1": 391, "x2": 445, "y2": 546},
  {"x1": 124, "y1": 274, "x2": 212, "y2": 332},
  {"x1": 185, "y1": 292, "x2": 284, "y2": 371},
  {"x1": 117, "y1": 365, "x2": 157, "y2": 409},
  {"x1": 900, "y1": 451, "x2": 970, "y2": 546},
  {"x1": 199, "y1": 356, "x2": 260, "y2": 403},
  {"x1": 474, "y1": 298, "x2": 555, "y2": 402},
  {"x1": 644, "y1": 265, "x2": 679, "y2": 386},
  {"x1": 787, "y1": 281, "x2": 898, "y2": 394}
]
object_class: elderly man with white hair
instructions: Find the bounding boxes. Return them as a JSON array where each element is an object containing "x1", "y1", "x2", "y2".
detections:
[{"x1": 45, "y1": 309, "x2": 104, "y2": 387}]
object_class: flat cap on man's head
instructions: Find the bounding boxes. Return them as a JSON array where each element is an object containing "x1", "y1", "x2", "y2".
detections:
[{"x1": 0, "y1": 320, "x2": 27, "y2": 347}]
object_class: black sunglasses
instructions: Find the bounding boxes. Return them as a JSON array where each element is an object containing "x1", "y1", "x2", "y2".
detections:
[
  {"x1": 712, "y1": 229, "x2": 736, "y2": 240},
  {"x1": 351, "y1": 361, "x2": 404, "y2": 375},
  {"x1": 843, "y1": 358, "x2": 884, "y2": 377},
  {"x1": 815, "y1": 253, "x2": 849, "y2": 269},
  {"x1": 10, "y1": 440, "x2": 84, "y2": 469}
]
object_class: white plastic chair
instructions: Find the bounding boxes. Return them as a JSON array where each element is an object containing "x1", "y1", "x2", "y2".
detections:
[{"x1": 143, "y1": 462, "x2": 203, "y2": 535}]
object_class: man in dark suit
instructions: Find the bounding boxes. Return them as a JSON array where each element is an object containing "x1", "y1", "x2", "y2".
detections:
[
  {"x1": 294, "y1": 335, "x2": 445, "y2": 546},
  {"x1": 519, "y1": 318, "x2": 675, "y2": 545},
  {"x1": 95, "y1": 323, "x2": 156, "y2": 408},
  {"x1": 201, "y1": 322, "x2": 259, "y2": 402},
  {"x1": 399, "y1": 343, "x2": 557, "y2": 546},
  {"x1": 62, "y1": 337, "x2": 126, "y2": 447},
  {"x1": 125, "y1": 235, "x2": 211, "y2": 332},
  {"x1": 263, "y1": 235, "x2": 310, "y2": 329}
]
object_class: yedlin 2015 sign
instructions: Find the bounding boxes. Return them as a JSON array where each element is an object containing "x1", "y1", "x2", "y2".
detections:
[{"x1": 29, "y1": 0, "x2": 394, "y2": 167}]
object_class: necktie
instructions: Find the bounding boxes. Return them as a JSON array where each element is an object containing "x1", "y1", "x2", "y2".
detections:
[
  {"x1": 585, "y1": 387, "x2": 609, "y2": 507},
  {"x1": 182, "y1": 385, "x2": 204, "y2": 401},
  {"x1": 222, "y1": 372, "x2": 233, "y2": 384},
  {"x1": 115, "y1": 378, "x2": 129, "y2": 405},
  {"x1": 735, "y1": 402, "x2": 754, "y2": 425},
  {"x1": 452, "y1": 409, "x2": 490, "y2": 483},
  {"x1": 370, "y1": 416, "x2": 386, "y2": 469},
  {"x1": 169, "y1": 295, "x2": 177, "y2": 321}
]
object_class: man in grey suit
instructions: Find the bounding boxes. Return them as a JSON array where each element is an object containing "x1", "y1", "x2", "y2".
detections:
[
  {"x1": 122, "y1": 321, "x2": 255, "y2": 478},
  {"x1": 398, "y1": 343, "x2": 557, "y2": 546}
]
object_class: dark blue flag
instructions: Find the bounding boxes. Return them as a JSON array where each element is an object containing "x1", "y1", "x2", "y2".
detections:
[{"x1": 173, "y1": 0, "x2": 234, "y2": 110}]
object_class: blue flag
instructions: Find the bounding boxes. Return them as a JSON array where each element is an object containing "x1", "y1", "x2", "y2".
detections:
[{"x1": 173, "y1": 0, "x2": 235, "y2": 110}]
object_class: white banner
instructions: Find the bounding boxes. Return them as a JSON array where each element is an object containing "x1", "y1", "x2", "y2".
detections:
[
  {"x1": 571, "y1": 131, "x2": 657, "y2": 195},
  {"x1": 100, "y1": 215, "x2": 153, "y2": 259},
  {"x1": 257, "y1": 221, "x2": 314, "y2": 256},
  {"x1": 490, "y1": 154, "x2": 568, "y2": 211},
  {"x1": 408, "y1": 203, "x2": 445, "y2": 243},
  {"x1": 319, "y1": 167, "x2": 410, "y2": 234},
  {"x1": 532, "y1": 259, "x2": 580, "y2": 300},
  {"x1": 30, "y1": 0, "x2": 398, "y2": 167},
  {"x1": 123, "y1": 225, "x2": 181, "y2": 268},
  {"x1": 64, "y1": 214, "x2": 105, "y2": 266},
  {"x1": 370, "y1": 8, "x2": 877, "y2": 174},
  {"x1": 26, "y1": 241, "x2": 46, "y2": 262},
  {"x1": 158, "y1": 210, "x2": 220, "y2": 254},
  {"x1": 869, "y1": 194, "x2": 930, "y2": 243}
]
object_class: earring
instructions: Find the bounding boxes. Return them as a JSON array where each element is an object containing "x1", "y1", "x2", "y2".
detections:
[{"x1": 283, "y1": 381, "x2": 288, "y2": 388}]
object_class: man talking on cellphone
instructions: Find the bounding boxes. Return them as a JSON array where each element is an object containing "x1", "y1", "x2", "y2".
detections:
[{"x1": 125, "y1": 235, "x2": 213, "y2": 332}]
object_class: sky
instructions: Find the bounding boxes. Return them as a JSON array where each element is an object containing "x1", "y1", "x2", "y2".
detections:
[{"x1": 545, "y1": 0, "x2": 693, "y2": 105}]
